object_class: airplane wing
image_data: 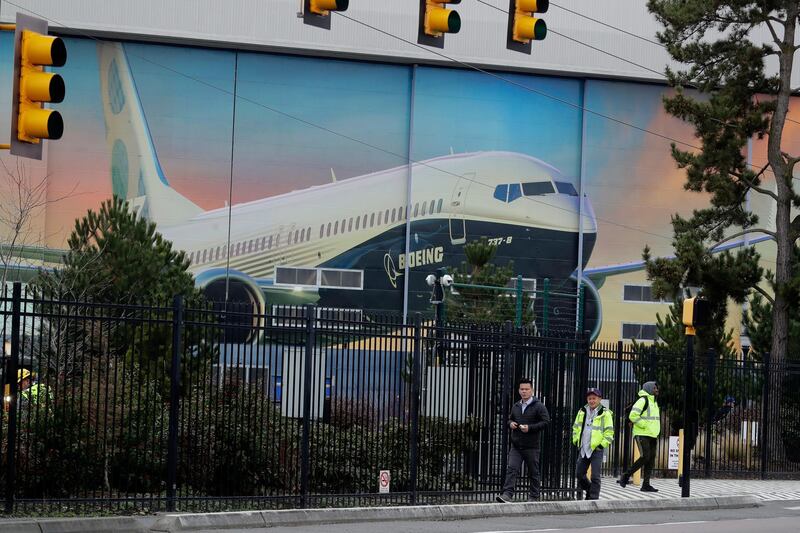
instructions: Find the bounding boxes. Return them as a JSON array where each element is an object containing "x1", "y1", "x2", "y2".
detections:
[
  {"x1": 0, "y1": 244, "x2": 66, "y2": 265},
  {"x1": 580, "y1": 234, "x2": 773, "y2": 288}
]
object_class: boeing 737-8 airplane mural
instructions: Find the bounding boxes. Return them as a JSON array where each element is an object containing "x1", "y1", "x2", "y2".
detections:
[{"x1": 97, "y1": 42, "x2": 599, "y2": 320}]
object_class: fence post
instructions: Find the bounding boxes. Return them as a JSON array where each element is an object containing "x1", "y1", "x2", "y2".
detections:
[
  {"x1": 499, "y1": 321, "x2": 513, "y2": 490},
  {"x1": 703, "y1": 349, "x2": 716, "y2": 478},
  {"x1": 409, "y1": 314, "x2": 422, "y2": 505},
  {"x1": 515, "y1": 275, "x2": 523, "y2": 328},
  {"x1": 648, "y1": 344, "x2": 657, "y2": 380},
  {"x1": 300, "y1": 304, "x2": 315, "y2": 508},
  {"x1": 166, "y1": 295, "x2": 184, "y2": 512},
  {"x1": 760, "y1": 352, "x2": 771, "y2": 480},
  {"x1": 613, "y1": 341, "x2": 624, "y2": 477},
  {"x1": 542, "y1": 278, "x2": 550, "y2": 333},
  {"x1": 4, "y1": 282, "x2": 21, "y2": 514},
  {"x1": 681, "y1": 333, "x2": 695, "y2": 497}
]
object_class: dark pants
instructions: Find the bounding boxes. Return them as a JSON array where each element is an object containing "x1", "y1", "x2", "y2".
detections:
[
  {"x1": 576, "y1": 448, "x2": 603, "y2": 499},
  {"x1": 624, "y1": 436, "x2": 657, "y2": 483},
  {"x1": 501, "y1": 446, "x2": 541, "y2": 499}
]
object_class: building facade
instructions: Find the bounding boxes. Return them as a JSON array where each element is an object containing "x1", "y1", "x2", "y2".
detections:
[{"x1": 0, "y1": 1, "x2": 792, "y2": 342}]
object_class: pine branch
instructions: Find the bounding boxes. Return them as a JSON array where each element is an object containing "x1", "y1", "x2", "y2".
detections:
[
  {"x1": 710, "y1": 229, "x2": 776, "y2": 250},
  {"x1": 752, "y1": 284, "x2": 775, "y2": 305}
]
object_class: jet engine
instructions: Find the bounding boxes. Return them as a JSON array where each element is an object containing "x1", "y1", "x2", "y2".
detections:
[{"x1": 194, "y1": 268, "x2": 266, "y2": 344}]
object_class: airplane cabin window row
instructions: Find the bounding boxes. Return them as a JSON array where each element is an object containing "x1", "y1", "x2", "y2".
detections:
[
  {"x1": 318, "y1": 199, "x2": 444, "y2": 239},
  {"x1": 189, "y1": 198, "x2": 445, "y2": 265}
]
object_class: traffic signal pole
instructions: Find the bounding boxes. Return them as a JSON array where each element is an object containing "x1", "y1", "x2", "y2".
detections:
[{"x1": 682, "y1": 328, "x2": 694, "y2": 498}]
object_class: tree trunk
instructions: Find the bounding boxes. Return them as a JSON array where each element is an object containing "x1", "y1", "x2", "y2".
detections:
[{"x1": 765, "y1": 5, "x2": 799, "y2": 465}]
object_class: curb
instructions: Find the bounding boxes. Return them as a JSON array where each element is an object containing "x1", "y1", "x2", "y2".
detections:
[
  {"x1": 149, "y1": 495, "x2": 760, "y2": 531},
  {"x1": 0, "y1": 516, "x2": 154, "y2": 533}
]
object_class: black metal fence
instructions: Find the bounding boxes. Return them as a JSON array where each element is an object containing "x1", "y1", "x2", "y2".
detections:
[
  {"x1": 0, "y1": 284, "x2": 585, "y2": 514},
  {"x1": 590, "y1": 341, "x2": 800, "y2": 480}
]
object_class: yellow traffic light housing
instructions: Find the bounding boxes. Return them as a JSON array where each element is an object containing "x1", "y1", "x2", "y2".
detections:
[
  {"x1": 10, "y1": 13, "x2": 67, "y2": 160},
  {"x1": 309, "y1": 0, "x2": 348, "y2": 16},
  {"x1": 18, "y1": 31, "x2": 66, "y2": 142},
  {"x1": 507, "y1": 0, "x2": 548, "y2": 53},
  {"x1": 419, "y1": 0, "x2": 461, "y2": 47},
  {"x1": 303, "y1": 0, "x2": 348, "y2": 29},
  {"x1": 682, "y1": 296, "x2": 711, "y2": 336}
]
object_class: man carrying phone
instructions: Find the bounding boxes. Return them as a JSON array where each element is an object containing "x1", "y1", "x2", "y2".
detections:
[{"x1": 496, "y1": 377, "x2": 551, "y2": 503}]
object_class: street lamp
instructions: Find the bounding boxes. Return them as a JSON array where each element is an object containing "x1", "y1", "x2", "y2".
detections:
[{"x1": 426, "y1": 268, "x2": 453, "y2": 364}]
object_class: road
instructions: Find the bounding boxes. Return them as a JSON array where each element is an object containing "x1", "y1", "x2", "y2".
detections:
[{"x1": 195, "y1": 500, "x2": 800, "y2": 533}]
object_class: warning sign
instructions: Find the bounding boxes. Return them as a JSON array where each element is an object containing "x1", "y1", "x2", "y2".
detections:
[
  {"x1": 668, "y1": 436, "x2": 680, "y2": 470},
  {"x1": 379, "y1": 470, "x2": 390, "y2": 494}
]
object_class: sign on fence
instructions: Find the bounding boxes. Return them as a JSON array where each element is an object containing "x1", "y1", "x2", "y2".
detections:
[
  {"x1": 379, "y1": 470, "x2": 390, "y2": 494},
  {"x1": 668, "y1": 436, "x2": 680, "y2": 470}
]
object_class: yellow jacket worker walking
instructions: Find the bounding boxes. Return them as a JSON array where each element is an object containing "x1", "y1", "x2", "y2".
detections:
[
  {"x1": 572, "y1": 387, "x2": 614, "y2": 500},
  {"x1": 618, "y1": 381, "x2": 661, "y2": 492}
]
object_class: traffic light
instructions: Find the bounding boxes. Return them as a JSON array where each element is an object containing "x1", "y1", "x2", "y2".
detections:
[
  {"x1": 419, "y1": 0, "x2": 461, "y2": 48},
  {"x1": 682, "y1": 296, "x2": 711, "y2": 335},
  {"x1": 507, "y1": 0, "x2": 548, "y2": 54},
  {"x1": 303, "y1": 0, "x2": 348, "y2": 29},
  {"x1": 10, "y1": 13, "x2": 66, "y2": 160}
]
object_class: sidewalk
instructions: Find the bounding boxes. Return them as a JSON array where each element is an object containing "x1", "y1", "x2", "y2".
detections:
[
  {"x1": 597, "y1": 477, "x2": 800, "y2": 502},
  {"x1": 2, "y1": 479, "x2": 798, "y2": 532}
]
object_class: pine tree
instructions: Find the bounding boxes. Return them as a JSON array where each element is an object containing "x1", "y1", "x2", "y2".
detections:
[
  {"x1": 647, "y1": 1, "x2": 800, "y2": 461},
  {"x1": 447, "y1": 238, "x2": 531, "y2": 325},
  {"x1": 33, "y1": 196, "x2": 199, "y2": 304},
  {"x1": 646, "y1": 0, "x2": 800, "y2": 374},
  {"x1": 31, "y1": 196, "x2": 209, "y2": 393}
]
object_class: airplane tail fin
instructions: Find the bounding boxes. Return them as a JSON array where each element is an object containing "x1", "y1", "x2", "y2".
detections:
[{"x1": 97, "y1": 42, "x2": 202, "y2": 226}]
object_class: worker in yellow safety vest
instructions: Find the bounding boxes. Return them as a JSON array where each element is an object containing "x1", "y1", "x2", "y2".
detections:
[
  {"x1": 572, "y1": 387, "x2": 614, "y2": 500},
  {"x1": 617, "y1": 381, "x2": 660, "y2": 492}
]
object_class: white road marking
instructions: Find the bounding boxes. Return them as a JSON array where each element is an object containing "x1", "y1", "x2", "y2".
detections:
[
  {"x1": 653, "y1": 522, "x2": 707, "y2": 526},
  {"x1": 472, "y1": 528, "x2": 568, "y2": 533},
  {"x1": 587, "y1": 526, "x2": 639, "y2": 529}
]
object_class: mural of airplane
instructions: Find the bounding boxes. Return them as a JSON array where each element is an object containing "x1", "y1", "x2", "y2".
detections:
[
  {"x1": 2, "y1": 42, "x2": 778, "y2": 344},
  {"x1": 96, "y1": 41, "x2": 598, "y2": 319}
]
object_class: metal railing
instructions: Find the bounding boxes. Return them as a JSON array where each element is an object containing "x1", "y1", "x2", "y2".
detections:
[
  {"x1": 0, "y1": 283, "x2": 586, "y2": 514},
  {"x1": 589, "y1": 341, "x2": 800, "y2": 479}
]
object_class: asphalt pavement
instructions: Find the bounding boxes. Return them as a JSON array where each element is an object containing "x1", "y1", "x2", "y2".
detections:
[{"x1": 191, "y1": 500, "x2": 800, "y2": 533}]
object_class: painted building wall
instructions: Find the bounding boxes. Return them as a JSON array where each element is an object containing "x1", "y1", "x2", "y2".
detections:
[{"x1": 0, "y1": 33, "x2": 790, "y2": 342}]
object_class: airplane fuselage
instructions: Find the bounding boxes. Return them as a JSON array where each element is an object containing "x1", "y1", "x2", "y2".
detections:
[{"x1": 162, "y1": 151, "x2": 597, "y2": 313}]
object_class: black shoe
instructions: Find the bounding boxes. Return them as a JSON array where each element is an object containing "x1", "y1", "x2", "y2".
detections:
[
  {"x1": 585, "y1": 495, "x2": 599, "y2": 500},
  {"x1": 641, "y1": 484, "x2": 659, "y2": 492},
  {"x1": 496, "y1": 493, "x2": 512, "y2": 503},
  {"x1": 526, "y1": 496, "x2": 539, "y2": 502},
  {"x1": 617, "y1": 475, "x2": 629, "y2": 488}
]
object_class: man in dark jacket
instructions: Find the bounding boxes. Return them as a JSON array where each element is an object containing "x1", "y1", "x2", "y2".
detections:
[{"x1": 496, "y1": 377, "x2": 551, "y2": 502}]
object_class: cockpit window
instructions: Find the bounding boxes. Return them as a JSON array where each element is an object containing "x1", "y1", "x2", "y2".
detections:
[
  {"x1": 555, "y1": 181, "x2": 579, "y2": 196},
  {"x1": 508, "y1": 183, "x2": 522, "y2": 202},
  {"x1": 493, "y1": 184, "x2": 508, "y2": 202},
  {"x1": 522, "y1": 182, "x2": 555, "y2": 196}
]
